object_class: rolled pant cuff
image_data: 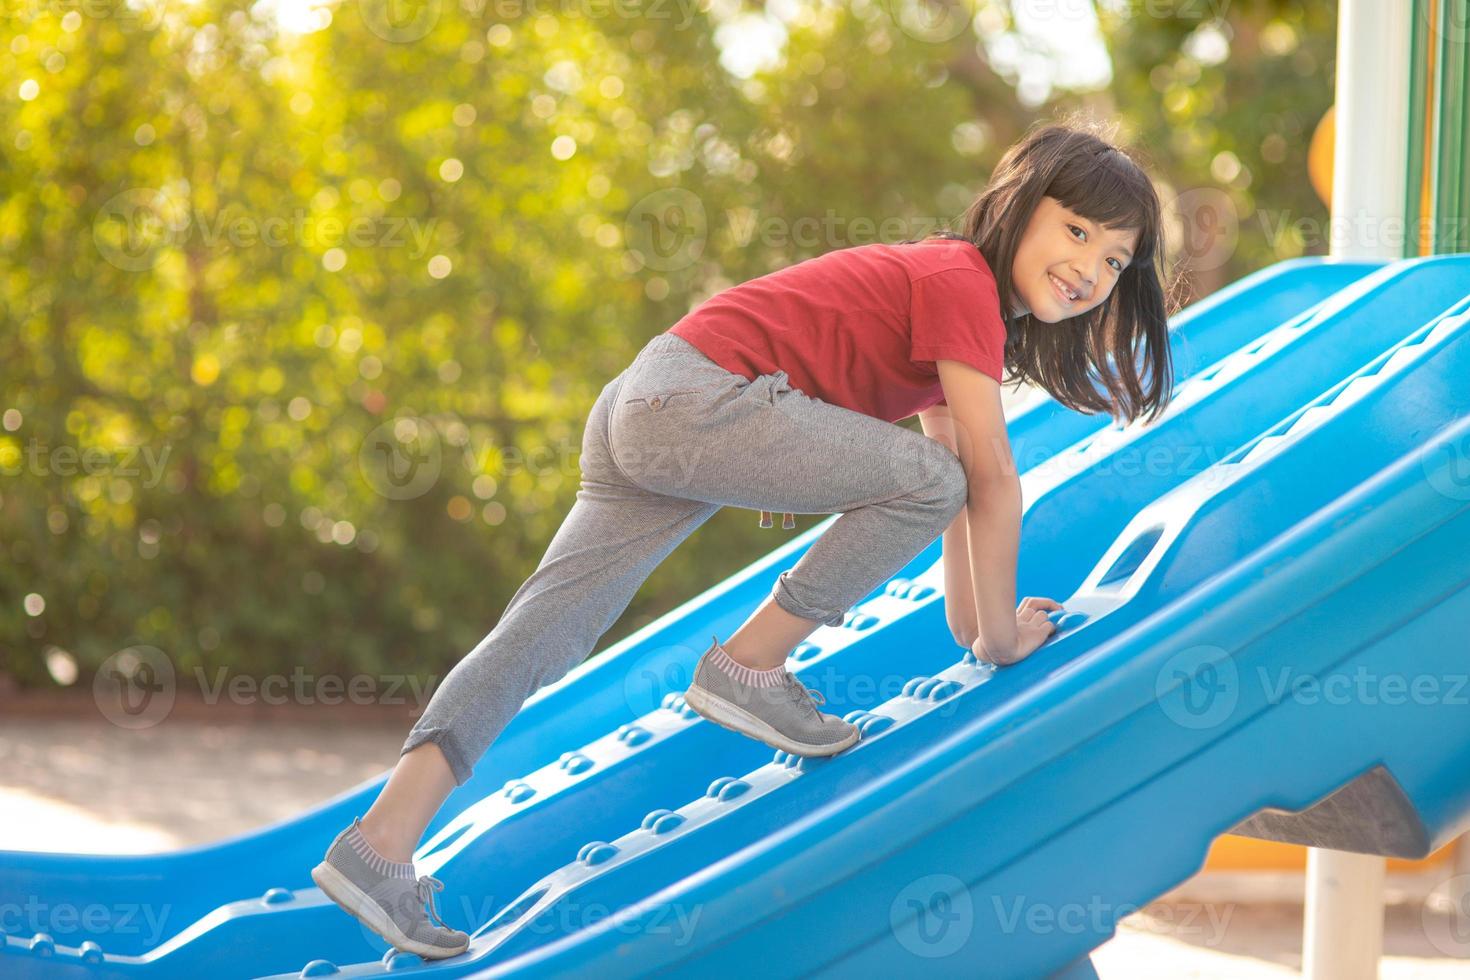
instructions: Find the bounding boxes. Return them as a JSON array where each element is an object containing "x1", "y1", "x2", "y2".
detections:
[
  {"x1": 772, "y1": 570, "x2": 847, "y2": 628},
  {"x1": 400, "y1": 725, "x2": 473, "y2": 788}
]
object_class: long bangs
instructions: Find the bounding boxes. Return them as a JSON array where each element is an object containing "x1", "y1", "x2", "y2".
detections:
[{"x1": 1047, "y1": 149, "x2": 1161, "y2": 266}]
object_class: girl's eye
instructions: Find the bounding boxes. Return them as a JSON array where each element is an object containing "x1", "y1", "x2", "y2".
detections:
[{"x1": 1068, "y1": 224, "x2": 1124, "y2": 273}]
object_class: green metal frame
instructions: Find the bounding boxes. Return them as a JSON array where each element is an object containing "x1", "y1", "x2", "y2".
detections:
[
  {"x1": 1405, "y1": 0, "x2": 1470, "y2": 256},
  {"x1": 1434, "y1": 0, "x2": 1469, "y2": 252},
  {"x1": 1404, "y1": 0, "x2": 1431, "y2": 257}
]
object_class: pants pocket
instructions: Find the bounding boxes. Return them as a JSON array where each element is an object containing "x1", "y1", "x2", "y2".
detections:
[{"x1": 621, "y1": 389, "x2": 702, "y2": 414}]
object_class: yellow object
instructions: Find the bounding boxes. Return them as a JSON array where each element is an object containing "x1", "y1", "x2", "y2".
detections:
[
  {"x1": 1309, "y1": 104, "x2": 1335, "y2": 208},
  {"x1": 1204, "y1": 832, "x2": 1456, "y2": 871}
]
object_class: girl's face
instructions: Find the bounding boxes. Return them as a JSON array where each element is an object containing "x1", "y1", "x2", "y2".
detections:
[{"x1": 1008, "y1": 195, "x2": 1139, "y2": 322}]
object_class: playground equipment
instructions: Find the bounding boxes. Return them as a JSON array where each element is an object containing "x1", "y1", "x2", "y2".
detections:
[{"x1": 11, "y1": 254, "x2": 1470, "y2": 978}]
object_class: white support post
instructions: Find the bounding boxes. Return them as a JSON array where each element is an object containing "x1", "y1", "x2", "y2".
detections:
[
  {"x1": 1306, "y1": 2, "x2": 1415, "y2": 978},
  {"x1": 1302, "y1": 848, "x2": 1386, "y2": 980},
  {"x1": 1329, "y1": 0, "x2": 1412, "y2": 261}
]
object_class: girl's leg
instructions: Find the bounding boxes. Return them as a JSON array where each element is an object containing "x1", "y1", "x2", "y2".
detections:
[
  {"x1": 614, "y1": 334, "x2": 968, "y2": 755},
  {"x1": 360, "y1": 742, "x2": 456, "y2": 863},
  {"x1": 357, "y1": 331, "x2": 968, "y2": 859},
  {"x1": 615, "y1": 335, "x2": 970, "y2": 670},
  {"x1": 721, "y1": 596, "x2": 823, "y2": 671},
  {"x1": 364, "y1": 370, "x2": 718, "y2": 860}
]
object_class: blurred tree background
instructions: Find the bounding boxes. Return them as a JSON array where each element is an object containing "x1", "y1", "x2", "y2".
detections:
[{"x1": 0, "y1": 0, "x2": 1336, "y2": 692}]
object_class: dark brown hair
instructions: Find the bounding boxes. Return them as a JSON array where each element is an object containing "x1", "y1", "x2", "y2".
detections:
[{"x1": 909, "y1": 117, "x2": 1181, "y2": 426}]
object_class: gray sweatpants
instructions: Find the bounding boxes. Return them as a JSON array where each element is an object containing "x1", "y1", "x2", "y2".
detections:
[{"x1": 400, "y1": 332, "x2": 969, "y2": 786}]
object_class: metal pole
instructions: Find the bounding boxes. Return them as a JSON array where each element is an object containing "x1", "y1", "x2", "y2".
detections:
[
  {"x1": 1329, "y1": 0, "x2": 1412, "y2": 261},
  {"x1": 1305, "y1": 1, "x2": 1415, "y2": 977}
]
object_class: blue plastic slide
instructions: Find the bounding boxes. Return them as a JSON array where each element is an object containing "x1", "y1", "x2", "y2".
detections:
[{"x1": 15, "y1": 256, "x2": 1470, "y2": 979}]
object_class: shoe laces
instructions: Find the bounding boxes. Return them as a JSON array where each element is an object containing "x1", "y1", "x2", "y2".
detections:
[
  {"x1": 782, "y1": 674, "x2": 826, "y2": 712},
  {"x1": 415, "y1": 875, "x2": 451, "y2": 930}
]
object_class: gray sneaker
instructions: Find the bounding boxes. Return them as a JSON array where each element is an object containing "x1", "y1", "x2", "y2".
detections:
[
  {"x1": 684, "y1": 635, "x2": 860, "y2": 757},
  {"x1": 311, "y1": 816, "x2": 471, "y2": 960}
]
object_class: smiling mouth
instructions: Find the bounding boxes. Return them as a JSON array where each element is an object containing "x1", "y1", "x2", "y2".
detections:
[{"x1": 1048, "y1": 273, "x2": 1080, "y2": 304}]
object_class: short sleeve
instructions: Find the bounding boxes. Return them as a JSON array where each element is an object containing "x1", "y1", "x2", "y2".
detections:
[{"x1": 909, "y1": 268, "x2": 1006, "y2": 387}]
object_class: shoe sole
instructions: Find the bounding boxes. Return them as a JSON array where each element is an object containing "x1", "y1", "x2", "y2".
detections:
[
  {"x1": 684, "y1": 684, "x2": 860, "y2": 757},
  {"x1": 311, "y1": 860, "x2": 468, "y2": 960}
]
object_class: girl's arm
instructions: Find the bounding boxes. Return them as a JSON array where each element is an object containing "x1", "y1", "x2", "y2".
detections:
[
  {"x1": 917, "y1": 406, "x2": 980, "y2": 648},
  {"x1": 932, "y1": 360, "x2": 1025, "y2": 663}
]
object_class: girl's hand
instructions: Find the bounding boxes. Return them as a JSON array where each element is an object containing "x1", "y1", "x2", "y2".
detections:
[{"x1": 972, "y1": 596, "x2": 1064, "y2": 666}]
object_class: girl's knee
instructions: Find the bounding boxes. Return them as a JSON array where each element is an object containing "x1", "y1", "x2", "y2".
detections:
[{"x1": 922, "y1": 442, "x2": 970, "y2": 519}]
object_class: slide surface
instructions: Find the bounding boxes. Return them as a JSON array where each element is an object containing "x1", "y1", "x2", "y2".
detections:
[{"x1": 9, "y1": 256, "x2": 1470, "y2": 979}]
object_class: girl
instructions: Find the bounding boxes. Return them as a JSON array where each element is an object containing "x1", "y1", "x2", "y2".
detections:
[{"x1": 311, "y1": 118, "x2": 1177, "y2": 957}]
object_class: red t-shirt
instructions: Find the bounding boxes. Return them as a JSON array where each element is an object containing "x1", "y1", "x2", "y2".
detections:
[{"x1": 666, "y1": 237, "x2": 1007, "y2": 423}]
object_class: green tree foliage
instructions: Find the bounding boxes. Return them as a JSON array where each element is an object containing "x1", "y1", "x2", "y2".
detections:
[
  {"x1": 1097, "y1": 0, "x2": 1338, "y2": 296},
  {"x1": 0, "y1": 0, "x2": 1336, "y2": 693}
]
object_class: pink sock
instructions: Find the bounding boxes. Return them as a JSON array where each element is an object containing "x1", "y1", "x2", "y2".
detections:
[
  {"x1": 707, "y1": 640, "x2": 787, "y2": 688},
  {"x1": 345, "y1": 818, "x2": 416, "y2": 880}
]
